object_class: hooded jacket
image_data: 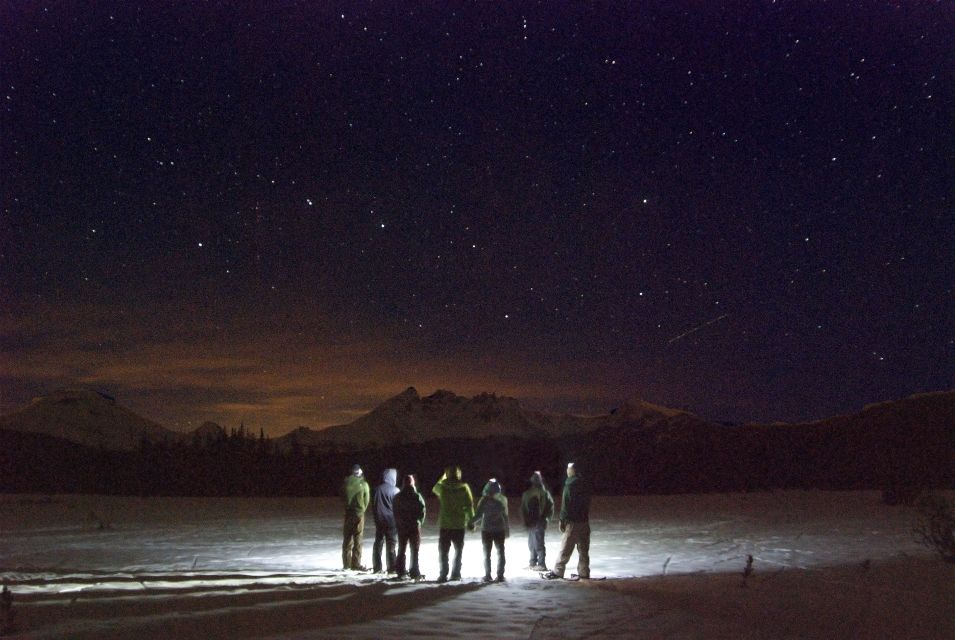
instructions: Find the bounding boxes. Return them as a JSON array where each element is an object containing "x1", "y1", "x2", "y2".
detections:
[
  {"x1": 373, "y1": 468, "x2": 399, "y2": 529},
  {"x1": 432, "y1": 467, "x2": 475, "y2": 530},
  {"x1": 342, "y1": 471, "x2": 370, "y2": 516},
  {"x1": 521, "y1": 474, "x2": 555, "y2": 527},
  {"x1": 393, "y1": 484, "x2": 426, "y2": 533},
  {"x1": 470, "y1": 480, "x2": 509, "y2": 534}
]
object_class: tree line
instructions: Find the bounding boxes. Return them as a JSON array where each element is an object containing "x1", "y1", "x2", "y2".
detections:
[{"x1": 1, "y1": 415, "x2": 951, "y2": 500}]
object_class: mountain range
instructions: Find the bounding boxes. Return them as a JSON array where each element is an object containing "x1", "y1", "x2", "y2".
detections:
[
  {"x1": 2, "y1": 386, "x2": 953, "y2": 454},
  {"x1": 1, "y1": 386, "x2": 952, "y2": 497},
  {"x1": 275, "y1": 386, "x2": 708, "y2": 451}
]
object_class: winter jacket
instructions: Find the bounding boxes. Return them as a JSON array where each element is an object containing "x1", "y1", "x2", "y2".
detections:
[
  {"x1": 432, "y1": 476, "x2": 475, "y2": 530},
  {"x1": 470, "y1": 485, "x2": 509, "y2": 534},
  {"x1": 520, "y1": 484, "x2": 554, "y2": 527},
  {"x1": 373, "y1": 468, "x2": 399, "y2": 529},
  {"x1": 559, "y1": 474, "x2": 591, "y2": 524},
  {"x1": 393, "y1": 485, "x2": 426, "y2": 533},
  {"x1": 342, "y1": 473, "x2": 370, "y2": 516}
]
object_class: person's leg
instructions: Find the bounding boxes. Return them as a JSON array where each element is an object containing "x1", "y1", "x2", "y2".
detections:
[
  {"x1": 385, "y1": 527, "x2": 397, "y2": 572},
  {"x1": 576, "y1": 521, "x2": 591, "y2": 578},
  {"x1": 535, "y1": 522, "x2": 547, "y2": 567},
  {"x1": 438, "y1": 529, "x2": 451, "y2": 581},
  {"x1": 372, "y1": 526, "x2": 385, "y2": 572},
  {"x1": 553, "y1": 522, "x2": 578, "y2": 577},
  {"x1": 481, "y1": 532, "x2": 492, "y2": 579},
  {"x1": 409, "y1": 528, "x2": 422, "y2": 578},
  {"x1": 495, "y1": 532, "x2": 506, "y2": 580},
  {"x1": 395, "y1": 531, "x2": 408, "y2": 577},
  {"x1": 450, "y1": 529, "x2": 464, "y2": 579},
  {"x1": 527, "y1": 527, "x2": 537, "y2": 566},
  {"x1": 342, "y1": 513, "x2": 353, "y2": 569},
  {"x1": 350, "y1": 514, "x2": 365, "y2": 569}
]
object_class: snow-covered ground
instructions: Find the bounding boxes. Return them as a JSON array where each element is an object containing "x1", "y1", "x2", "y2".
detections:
[{"x1": 1, "y1": 491, "x2": 953, "y2": 638}]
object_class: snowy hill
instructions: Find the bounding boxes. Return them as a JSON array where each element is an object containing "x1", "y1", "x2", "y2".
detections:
[
  {"x1": 277, "y1": 387, "x2": 711, "y2": 451},
  {"x1": 0, "y1": 388, "x2": 178, "y2": 451}
]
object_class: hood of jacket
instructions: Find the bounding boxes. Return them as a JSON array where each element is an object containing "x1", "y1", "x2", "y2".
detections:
[{"x1": 382, "y1": 468, "x2": 397, "y2": 486}]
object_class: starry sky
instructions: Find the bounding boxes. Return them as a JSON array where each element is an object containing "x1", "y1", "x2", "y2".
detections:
[{"x1": 2, "y1": 1, "x2": 953, "y2": 435}]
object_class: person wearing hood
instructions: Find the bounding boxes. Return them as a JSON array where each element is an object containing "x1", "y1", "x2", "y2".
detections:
[
  {"x1": 392, "y1": 473, "x2": 426, "y2": 579},
  {"x1": 469, "y1": 478, "x2": 510, "y2": 582},
  {"x1": 544, "y1": 462, "x2": 592, "y2": 580},
  {"x1": 431, "y1": 465, "x2": 474, "y2": 583},
  {"x1": 521, "y1": 470, "x2": 555, "y2": 571},
  {"x1": 341, "y1": 464, "x2": 370, "y2": 571},
  {"x1": 372, "y1": 468, "x2": 400, "y2": 573}
]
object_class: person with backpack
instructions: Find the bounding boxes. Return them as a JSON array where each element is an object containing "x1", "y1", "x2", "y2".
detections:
[
  {"x1": 521, "y1": 470, "x2": 555, "y2": 571},
  {"x1": 469, "y1": 478, "x2": 509, "y2": 582},
  {"x1": 393, "y1": 473, "x2": 426, "y2": 580}
]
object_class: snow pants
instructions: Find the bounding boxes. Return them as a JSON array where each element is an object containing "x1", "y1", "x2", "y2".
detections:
[
  {"x1": 373, "y1": 524, "x2": 397, "y2": 572},
  {"x1": 482, "y1": 530, "x2": 506, "y2": 579},
  {"x1": 554, "y1": 520, "x2": 590, "y2": 578},
  {"x1": 527, "y1": 521, "x2": 547, "y2": 567},
  {"x1": 342, "y1": 511, "x2": 365, "y2": 570},
  {"x1": 396, "y1": 527, "x2": 422, "y2": 578},
  {"x1": 438, "y1": 528, "x2": 465, "y2": 580}
]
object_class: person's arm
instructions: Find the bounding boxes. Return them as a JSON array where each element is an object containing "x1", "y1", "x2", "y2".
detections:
[
  {"x1": 361, "y1": 481, "x2": 371, "y2": 511},
  {"x1": 559, "y1": 484, "x2": 570, "y2": 531},
  {"x1": 432, "y1": 471, "x2": 446, "y2": 498},
  {"x1": 468, "y1": 497, "x2": 485, "y2": 530},
  {"x1": 416, "y1": 491, "x2": 426, "y2": 526},
  {"x1": 464, "y1": 485, "x2": 475, "y2": 522}
]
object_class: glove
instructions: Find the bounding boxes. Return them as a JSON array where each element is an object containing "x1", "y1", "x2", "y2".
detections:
[
  {"x1": 467, "y1": 523, "x2": 475, "y2": 532},
  {"x1": 559, "y1": 520, "x2": 566, "y2": 533}
]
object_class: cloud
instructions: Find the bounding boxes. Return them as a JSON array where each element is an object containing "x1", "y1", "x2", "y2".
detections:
[{"x1": 2, "y1": 300, "x2": 635, "y2": 435}]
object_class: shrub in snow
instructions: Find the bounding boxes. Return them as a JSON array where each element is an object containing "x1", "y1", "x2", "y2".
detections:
[
  {"x1": 881, "y1": 484, "x2": 922, "y2": 506},
  {"x1": 913, "y1": 493, "x2": 955, "y2": 563}
]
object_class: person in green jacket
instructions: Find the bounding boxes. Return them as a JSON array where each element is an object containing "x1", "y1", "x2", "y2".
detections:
[
  {"x1": 393, "y1": 473, "x2": 426, "y2": 579},
  {"x1": 521, "y1": 470, "x2": 555, "y2": 571},
  {"x1": 544, "y1": 462, "x2": 591, "y2": 579},
  {"x1": 431, "y1": 465, "x2": 474, "y2": 582},
  {"x1": 341, "y1": 463, "x2": 370, "y2": 571}
]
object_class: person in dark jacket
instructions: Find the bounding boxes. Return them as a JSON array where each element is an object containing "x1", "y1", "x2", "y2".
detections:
[
  {"x1": 432, "y1": 465, "x2": 474, "y2": 583},
  {"x1": 469, "y1": 478, "x2": 509, "y2": 582},
  {"x1": 521, "y1": 470, "x2": 555, "y2": 571},
  {"x1": 392, "y1": 473, "x2": 426, "y2": 579},
  {"x1": 544, "y1": 462, "x2": 592, "y2": 579},
  {"x1": 372, "y1": 468, "x2": 400, "y2": 573},
  {"x1": 341, "y1": 464, "x2": 370, "y2": 571}
]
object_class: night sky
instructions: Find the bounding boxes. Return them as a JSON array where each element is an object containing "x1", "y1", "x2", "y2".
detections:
[{"x1": 2, "y1": 1, "x2": 953, "y2": 435}]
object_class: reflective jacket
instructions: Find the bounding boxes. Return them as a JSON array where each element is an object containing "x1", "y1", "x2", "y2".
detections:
[{"x1": 432, "y1": 478, "x2": 475, "y2": 530}]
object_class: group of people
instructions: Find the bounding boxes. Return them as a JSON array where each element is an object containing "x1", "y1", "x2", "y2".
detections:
[{"x1": 340, "y1": 461, "x2": 592, "y2": 582}]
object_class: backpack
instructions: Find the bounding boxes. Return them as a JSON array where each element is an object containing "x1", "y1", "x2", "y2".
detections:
[{"x1": 482, "y1": 497, "x2": 508, "y2": 531}]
